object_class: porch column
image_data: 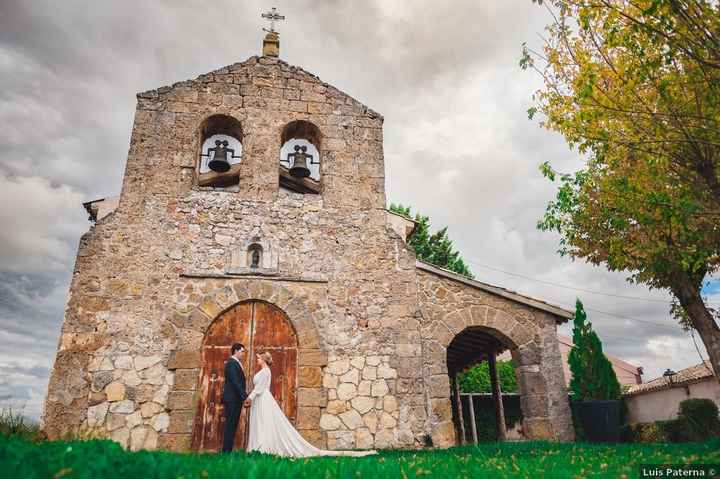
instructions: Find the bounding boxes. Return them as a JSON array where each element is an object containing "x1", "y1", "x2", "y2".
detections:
[
  {"x1": 452, "y1": 371, "x2": 466, "y2": 445},
  {"x1": 467, "y1": 392, "x2": 478, "y2": 444},
  {"x1": 488, "y1": 352, "x2": 507, "y2": 441}
]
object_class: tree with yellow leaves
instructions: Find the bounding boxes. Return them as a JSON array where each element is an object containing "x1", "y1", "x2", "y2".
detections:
[{"x1": 522, "y1": 0, "x2": 720, "y2": 378}]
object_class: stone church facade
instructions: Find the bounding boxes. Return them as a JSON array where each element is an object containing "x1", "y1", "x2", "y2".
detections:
[{"x1": 43, "y1": 45, "x2": 574, "y2": 451}]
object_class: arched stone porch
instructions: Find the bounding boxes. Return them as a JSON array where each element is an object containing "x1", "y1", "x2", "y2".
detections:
[{"x1": 417, "y1": 266, "x2": 575, "y2": 446}]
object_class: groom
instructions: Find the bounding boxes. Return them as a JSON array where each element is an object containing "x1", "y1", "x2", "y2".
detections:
[{"x1": 221, "y1": 342, "x2": 249, "y2": 453}]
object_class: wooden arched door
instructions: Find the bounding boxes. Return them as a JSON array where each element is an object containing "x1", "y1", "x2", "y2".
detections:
[{"x1": 191, "y1": 301, "x2": 298, "y2": 452}]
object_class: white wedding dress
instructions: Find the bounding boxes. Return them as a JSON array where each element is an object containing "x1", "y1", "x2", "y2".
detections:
[{"x1": 246, "y1": 366, "x2": 377, "y2": 458}]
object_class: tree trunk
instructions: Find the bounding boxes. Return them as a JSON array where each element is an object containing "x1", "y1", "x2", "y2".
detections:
[{"x1": 672, "y1": 278, "x2": 720, "y2": 383}]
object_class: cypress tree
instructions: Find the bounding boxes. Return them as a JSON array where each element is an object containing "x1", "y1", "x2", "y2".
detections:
[
  {"x1": 389, "y1": 203, "x2": 473, "y2": 278},
  {"x1": 568, "y1": 299, "x2": 621, "y2": 401}
]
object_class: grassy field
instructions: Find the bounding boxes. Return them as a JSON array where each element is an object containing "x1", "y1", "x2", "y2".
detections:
[{"x1": 1, "y1": 435, "x2": 719, "y2": 479}]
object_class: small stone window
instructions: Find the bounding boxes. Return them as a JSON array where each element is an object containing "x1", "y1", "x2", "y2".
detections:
[
  {"x1": 247, "y1": 244, "x2": 263, "y2": 269},
  {"x1": 279, "y1": 120, "x2": 321, "y2": 194},
  {"x1": 226, "y1": 235, "x2": 278, "y2": 276},
  {"x1": 198, "y1": 114, "x2": 243, "y2": 187}
]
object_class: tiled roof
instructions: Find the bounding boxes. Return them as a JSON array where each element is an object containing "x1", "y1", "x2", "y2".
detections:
[
  {"x1": 558, "y1": 335, "x2": 643, "y2": 376},
  {"x1": 624, "y1": 360, "x2": 715, "y2": 396}
]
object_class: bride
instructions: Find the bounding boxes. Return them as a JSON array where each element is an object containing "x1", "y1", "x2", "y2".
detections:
[{"x1": 245, "y1": 351, "x2": 377, "y2": 458}]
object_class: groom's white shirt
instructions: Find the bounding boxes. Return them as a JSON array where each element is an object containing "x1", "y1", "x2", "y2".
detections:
[{"x1": 231, "y1": 355, "x2": 244, "y2": 372}]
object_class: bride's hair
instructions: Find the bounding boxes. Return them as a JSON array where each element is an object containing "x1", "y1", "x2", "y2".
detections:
[{"x1": 260, "y1": 351, "x2": 273, "y2": 366}]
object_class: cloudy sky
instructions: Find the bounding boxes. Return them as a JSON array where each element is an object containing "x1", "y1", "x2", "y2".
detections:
[{"x1": 0, "y1": 0, "x2": 713, "y2": 420}]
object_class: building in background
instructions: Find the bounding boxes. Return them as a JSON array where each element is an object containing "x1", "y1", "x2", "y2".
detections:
[
  {"x1": 624, "y1": 361, "x2": 717, "y2": 424},
  {"x1": 557, "y1": 335, "x2": 643, "y2": 387}
]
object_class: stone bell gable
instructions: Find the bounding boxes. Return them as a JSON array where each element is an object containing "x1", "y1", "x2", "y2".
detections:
[
  {"x1": 43, "y1": 50, "x2": 574, "y2": 452},
  {"x1": 121, "y1": 55, "x2": 384, "y2": 209}
]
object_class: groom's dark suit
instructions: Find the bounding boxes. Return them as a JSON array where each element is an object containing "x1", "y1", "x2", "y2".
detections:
[{"x1": 221, "y1": 356, "x2": 247, "y2": 452}]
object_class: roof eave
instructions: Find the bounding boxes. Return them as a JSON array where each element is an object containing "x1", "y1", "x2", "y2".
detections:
[{"x1": 416, "y1": 261, "x2": 573, "y2": 322}]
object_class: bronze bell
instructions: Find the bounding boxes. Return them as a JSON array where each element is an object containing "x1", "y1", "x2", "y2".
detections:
[
  {"x1": 208, "y1": 140, "x2": 231, "y2": 173},
  {"x1": 289, "y1": 145, "x2": 311, "y2": 178}
]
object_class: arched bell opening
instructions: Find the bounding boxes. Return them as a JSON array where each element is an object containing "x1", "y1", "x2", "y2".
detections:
[
  {"x1": 279, "y1": 120, "x2": 322, "y2": 193},
  {"x1": 197, "y1": 114, "x2": 243, "y2": 187},
  {"x1": 447, "y1": 327, "x2": 518, "y2": 444}
]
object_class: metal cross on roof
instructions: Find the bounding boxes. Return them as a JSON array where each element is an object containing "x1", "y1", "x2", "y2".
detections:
[{"x1": 261, "y1": 7, "x2": 285, "y2": 33}]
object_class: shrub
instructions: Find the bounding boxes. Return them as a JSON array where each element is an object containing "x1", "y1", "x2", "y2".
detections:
[
  {"x1": 622, "y1": 421, "x2": 682, "y2": 443},
  {"x1": 656, "y1": 419, "x2": 686, "y2": 443},
  {"x1": 0, "y1": 407, "x2": 42, "y2": 442},
  {"x1": 677, "y1": 398, "x2": 720, "y2": 441},
  {"x1": 459, "y1": 360, "x2": 518, "y2": 394}
]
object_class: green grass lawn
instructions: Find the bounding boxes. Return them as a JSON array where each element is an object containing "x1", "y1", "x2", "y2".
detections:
[{"x1": 1, "y1": 435, "x2": 718, "y2": 479}]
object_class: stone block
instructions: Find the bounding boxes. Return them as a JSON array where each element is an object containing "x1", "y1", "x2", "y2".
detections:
[
  {"x1": 325, "y1": 359, "x2": 351, "y2": 375},
  {"x1": 517, "y1": 368, "x2": 547, "y2": 396},
  {"x1": 320, "y1": 413, "x2": 342, "y2": 431},
  {"x1": 157, "y1": 433, "x2": 191, "y2": 452},
  {"x1": 327, "y1": 430, "x2": 354, "y2": 449},
  {"x1": 110, "y1": 427, "x2": 130, "y2": 449},
  {"x1": 377, "y1": 364, "x2": 397, "y2": 379},
  {"x1": 339, "y1": 368, "x2": 359, "y2": 385},
  {"x1": 141, "y1": 401, "x2": 164, "y2": 418},
  {"x1": 326, "y1": 400, "x2": 348, "y2": 415},
  {"x1": 524, "y1": 418, "x2": 554, "y2": 440},
  {"x1": 299, "y1": 367, "x2": 323, "y2": 387},
  {"x1": 110, "y1": 400, "x2": 135, "y2": 414},
  {"x1": 151, "y1": 412, "x2": 170, "y2": 432},
  {"x1": 350, "y1": 357, "x2": 365, "y2": 370},
  {"x1": 397, "y1": 343, "x2": 421, "y2": 357},
  {"x1": 115, "y1": 355, "x2": 133, "y2": 369},
  {"x1": 350, "y1": 396, "x2": 375, "y2": 414},
  {"x1": 396, "y1": 358, "x2": 421, "y2": 378},
  {"x1": 371, "y1": 380, "x2": 389, "y2": 397},
  {"x1": 339, "y1": 409, "x2": 363, "y2": 430},
  {"x1": 299, "y1": 350, "x2": 328, "y2": 366},
  {"x1": 363, "y1": 411, "x2": 378, "y2": 433},
  {"x1": 323, "y1": 373, "x2": 339, "y2": 389},
  {"x1": 134, "y1": 384, "x2": 157, "y2": 403},
  {"x1": 383, "y1": 395, "x2": 398, "y2": 413},
  {"x1": 105, "y1": 382, "x2": 126, "y2": 401},
  {"x1": 130, "y1": 425, "x2": 150, "y2": 451},
  {"x1": 168, "y1": 410, "x2": 194, "y2": 434},
  {"x1": 443, "y1": 311, "x2": 466, "y2": 334},
  {"x1": 337, "y1": 383, "x2": 357, "y2": 401},
  {"x1": 92, "y1": 371, "x2": 113, "y2": 392},
  {"x1": 296, "y1": 406, "x2": 321, "y2": 429},
  {"x1": 428, "y1": 375, "x2": 450, "y2": 398},
  {"x1": 167, "y1": 391, "x2": 194, "y2": 410},
  {"x1": 361, "y1": 367, "x2": 377, "y2": 380},
  {"x1": 199, "y1": 298, "x2": 222, "y2": 319},
  {"x1": 126, "y1": 410, "x2": 143, "y2": 429},
  {"x1": 106, "y1": 413, "x2": 126, "y2": 431},
  {"x1": 380, "y1": 411, "x2": 397, "y2": 428},
  {"x1": 356, "y1": 427, "x2": 374, "y2": 449},
  {"x1": 167, "y1": 351, "x2": 201, "y2": 370},
  {"x1": 87, "y1": 402, "x2": 109, "y2": 428},
  {"x1": 298, "y1": 387, "x2": 327, "y2": 407},
  {"x1": 430, "y1": 421, "x2": 456, "y2": 448},
  {"x1": 134, "y1": 355, "x2": 162, "y2": 371},
  {"x1": 366, "y1": 356, "x2": 381, "y2": 367},
  {"x1": 173, "y1": 369, "x2": 199, "y2": 391}
]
